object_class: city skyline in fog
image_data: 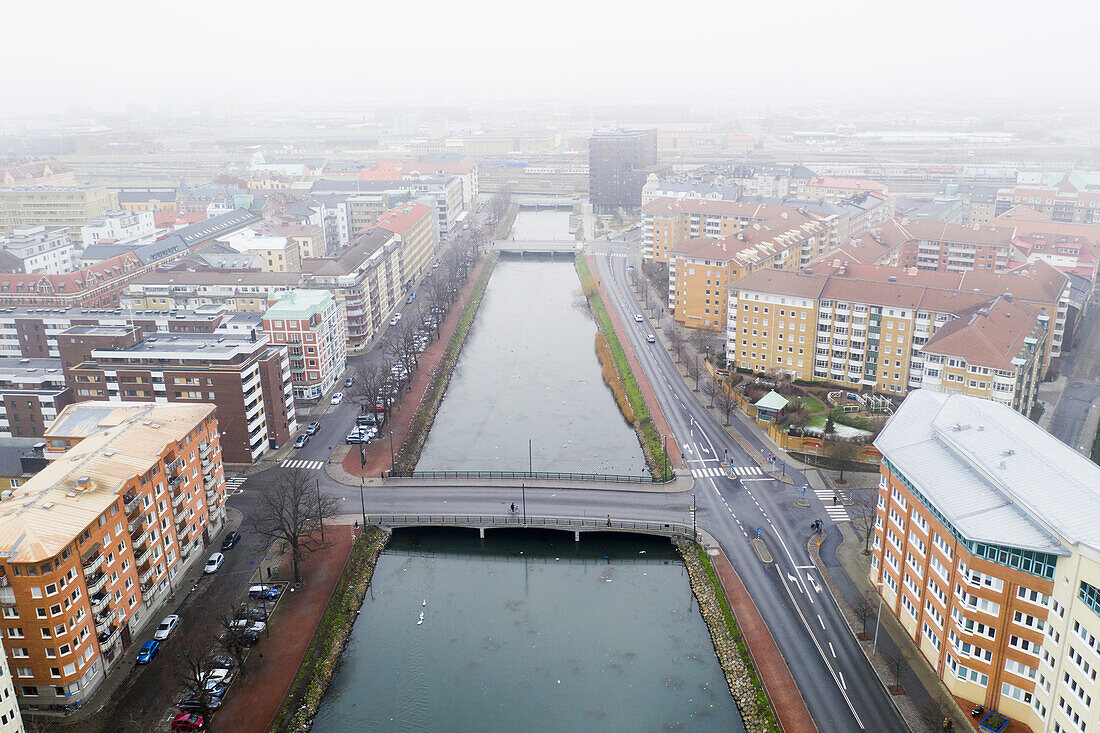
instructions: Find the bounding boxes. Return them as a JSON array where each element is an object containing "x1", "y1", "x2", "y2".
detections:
[{"x1": 3, "y1": 0, "x2": 1100, "y2": 115}]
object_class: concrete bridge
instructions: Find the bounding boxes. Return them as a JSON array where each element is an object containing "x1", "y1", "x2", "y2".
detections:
[
  {"x1": 363, "y1": 513, "x2": 695, "y2": 542},
  {"x1": 513, "y1": 196, "x2": 578, "y2": 209},
  {"x1": 491, "y1": 240, "x2": 582, "y2": 257}
]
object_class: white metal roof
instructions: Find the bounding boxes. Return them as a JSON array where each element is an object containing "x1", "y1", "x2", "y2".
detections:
[{"x1": 875, "y1": 390, "x2": 1100, "y2": 555}]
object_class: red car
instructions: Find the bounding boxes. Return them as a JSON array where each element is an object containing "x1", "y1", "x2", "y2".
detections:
[{"x1": 171, "y1": 713, "x2": 204, "y2": 731}]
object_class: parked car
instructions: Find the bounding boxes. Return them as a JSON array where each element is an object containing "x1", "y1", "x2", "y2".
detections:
[
  {"x1": 634, "y1": 313, "x2": 644, "y2": 322},
  {"x1": 248, "y1": 584, "x2": 280, "y2": 600},
  {"x1": 344, "y1": 375, "x2": 354, "y2": 387},
  {"x1": 203, "y1": 553, "x2": 224, "y2": 574},
  {"x1": 136, "y1": 639, "x2": 160, "y2": 664},
  {"x1": 202, "y1": 681, "x2": 229, "y2": 698},
  {"x1": 178, "y1": 694, "x2": 223, "y2": 713},
  {"x1": 293, "y1": 434, "x2": 309, "y2": 449},
  {"x1": 204, "y1": 667, "x2": 235, "y2": 686},
  {"x1": 154, "y1": 614, "x2": 180, "y2": 641},
  {"x1": 330, "y1": 392, "x2": 344, "y2": 406},
  {"x1": 171, "y1": 713, "x2": 205, "y2": 732},
  {"x1": 230, "y1": 619, "x2": 266, "y2": 635},
  {"x1": 389, "y1": 315, "x2": 401, "y2": 326},
  {"x1": 221, "y1": 531, "x2": 241, "y2": 551},
  {"x1": 646, "y1": 334, "x2": 656, "y2": 343},
  {"x1": 235, "y1": 606, "x2": 268, "y2": 622},
  {"x1": 306, "y1": 421, "x2": 321, "y2": 435},
  {"x1": 356, "y1": 413, "x2": 377, "y2": 427}
]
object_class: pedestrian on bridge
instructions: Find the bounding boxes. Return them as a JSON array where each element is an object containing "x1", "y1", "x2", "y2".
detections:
[{"x1": 606, "y1": 514, "x2": 611, "y2": 527}]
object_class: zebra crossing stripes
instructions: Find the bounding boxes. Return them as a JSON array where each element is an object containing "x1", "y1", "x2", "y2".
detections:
[
  {"x1": 690, "y1": 465, "x2": 765, "y2": 479},
  {"x1": 814, "y1": 489, "x2": 851, "y2": 522},
  {"x1": 281, "y1": 459, "x2": 324, "y2": 471},
  {"x1": 224, "y1": 475, "x2": 246, "y2": 494}
]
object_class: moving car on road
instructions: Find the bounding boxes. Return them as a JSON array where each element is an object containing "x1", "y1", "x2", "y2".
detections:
[
  {"x1": 203, "y1": 553, "x2": 224, "y2": 574},
  {"x1": 330, "y1": 392, "x2": 344, "y2": 406},
  {"x1": 136, "y1": 639, "x2": 160, "y2": 664},
  {"x1": 646, "y1": 334, "x2": 656, "y2": 343},
  {"x1": 221, "y1": 531, "x2": 241, "y2": 550},
  {"x1": 154, "y1": 614, "x2": 180, "y2": 641},
  {"x1": 634, "y1": 313, "x2": 644, "y2": 322}
]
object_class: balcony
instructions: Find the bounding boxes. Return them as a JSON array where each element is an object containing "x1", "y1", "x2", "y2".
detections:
[
  {"x1": 139, "y1": 565, "x2": 155, "y2": 585},
  {"x1": 199, "y1": 443, "x2": 212, "y2": 459},
  {"x1": 94, "y1": 614, "x2": 112, "y2": 636},
  {"x1": 171, "y1": 490, "x2": 186, "y2": 509},
  {"x1": 81, "y1": 553, "x2": 104, "y2": 575},
  {"x1": 123, "y1": 494, "x2": 141, "y2": 515},
  {"x1": 130, "y1": 527, "x2": 149, "y2": 551},
  {"x1": 97, "y1": 625, "x2": 118, "y2": 646},
  {"x1": 90, "y1": 592, "x2": 108, "y2": 613},
  {"x1": 128, "y1": 515, "x2": 144, "y2": 535},
  {"x1": 176, "y1": 520, "x2": 188, "y2": 536},
  {"x1": 166, "y1": 457, "x2": 183, "y2": 477},
  {"x1": 85, "y1": 572, "x2": 107, "y2": 596},
  {"x1": 134, "y1": 545, "x2": 151, "y2": 566},
  {"x1": 168, "y1": 474, "x2": 184, "y2": 491},
  {"x1": 0, "y1": 586, "x2": 14, "y2": 607},
  {"x1": 203, "y1": 474, "x2": 217, "y2": 491}
]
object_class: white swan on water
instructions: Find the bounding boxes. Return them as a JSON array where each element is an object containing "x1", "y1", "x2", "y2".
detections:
[{"x1": 417, "y1": 611, "x2": 425, "y2": 626}]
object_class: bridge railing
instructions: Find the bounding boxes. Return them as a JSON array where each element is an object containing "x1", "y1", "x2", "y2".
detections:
[
  {"x1": 390, "y1": 469, "x2": 674, "y2": 484},
  {"x1": 364, "y1": 514, "x2": 693, "y2": 537}
]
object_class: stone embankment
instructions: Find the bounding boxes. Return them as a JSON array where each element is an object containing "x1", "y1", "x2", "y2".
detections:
[
  {"x1": 272, "y1": 528, "x2": 390, "y2": 733},
  {"x1": 676, "y1": 539, "x2": 781, "y2": 733}
]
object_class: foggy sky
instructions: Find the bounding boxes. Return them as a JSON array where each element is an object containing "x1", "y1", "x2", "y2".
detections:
[{"x1": 3, "y1": 0, "x2": 1098, "y2": 114}]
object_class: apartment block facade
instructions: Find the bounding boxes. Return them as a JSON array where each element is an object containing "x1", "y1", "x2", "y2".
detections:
[
  {"x1": 0, "y1": 360, "x2": 73, "y2": 438},
  {"x1": 588, "y1": 130, "x2": 658, "y2": 214},
  {"x1": 0, "y1": 187, "x2": 117, "y2": 241},
  {"x1": 262, "y1": 289, "x2": 347, "y2": 401},
  {"x1": 0, "y1": 403, "x2": 225, "y2": 713},
  {"x1": 57, "y1": 325, "x2": 295, "y2": 464},
  {"x1": 872, "y1": 391, "x2": 1100, "y2": 733},
  {"x1": 377, "y1": 201, "x2": 436, "y2": 282},
  {"x1": 0, "y1": 227, "x2": 74, "y2": 276},
  {"x1": 726, "y1": 260, "x2": 1067, "y2": 401}
]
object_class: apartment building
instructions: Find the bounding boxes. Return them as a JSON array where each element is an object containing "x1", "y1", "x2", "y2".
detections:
[
  {"x1": 726, "y1": 260, "x2": 1068, "y2": 399},
  {"x1": 0, "y1": 227, "x2": 74, "y2": 276},
  {"x1": 114, "y1": 189, "x2": 177, "y2": 216},
  {"x1": 872, "y1": 390, "x2": 1100, "y2": 733},
  {"x1": 262, "y1": 289, "x2": 347, "y2": 401},
  {"x1": 0, "y1": 439, "x2": 49, "y2": 493},
  {"x1": 0, "y1": 403, "x2": 225, "y2": 714},
  {"x1": 300, "y1": 228, "x2": 404, "y2": 349},
  {"x1": 797, "y1": 177, "x2": 889, "y2": 204},
  {"x1": 0, "y1": 360, "x2": 72, "y2": 438},
  {"x1": 642, "y1": 198, "x2": 813, "y2": 263},
  {"x1": 1013, "y1": 233, "x2": 1100, "y2": 285},
  {"x1": 917, "y1": 296, "x2": 1048, "y2": 415},
  {"x1": 265, "y1": 222, "x2": 324, "y2": 260},
  {"x1": 640, "y1": 176, "x2": 740, "y2": 205},
  {"x1": 893, "y1": 220, "x2": 1018, "y2": 273},
  {"x1": 0, "y1": 160, "x2": 73, "y2": 189},
  {"x1": 0, "y1": 187, "x2": 117, "y2": 241},
  {"x1": 995, "y1": 182, "x2": 1100, "y2": 224},
  {"x1": 588, "y1": 129, "x2": 659, "y2": 214},
  {"x1": 728, "y1": 164, "x2": 816, "y2": 199},
  {"x1": 311, "y1": 178, "x2": 462, "y2": 241},
  {"x1": 121, "y1": 270, "x2": 299, "y2": 312},
  {"x1": 79, "y1": 211, "x2": 156, "y2": 249},
  {"x1": 0, "y1": 640, "x2": 22, "y2": 730},
  {"x1": 58, "y1": 325, "x2": 295, "y2": 464},
  {"x1": 218, "y1": 230, "x2": 301, "y2": 273},
  {"x1": 377, "y1": 201, "x2": 437, "y2": 282}
]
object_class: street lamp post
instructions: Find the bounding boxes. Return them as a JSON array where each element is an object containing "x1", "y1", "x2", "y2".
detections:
[
  {"x1": 872, "y1": 581, "x2": 885, "y2": 655},
  {"x1": 388, "y1": 430, "x2": 395, "y2": 476},
  {"x1": 316, "y1": 479, "x2": 324, "y2": 542},
  {"x1": 521, "y1": 482, "x2": 526, "y2": 525},
  {"x1": 359, "y1": 440, "x2": 367, "y2": 530},
  {"x1": 528, "y1": 438, "x2": 533, "y2": 474},
  {"x1": 691, "y1": 493, "x2": 696, "y2": 542}
]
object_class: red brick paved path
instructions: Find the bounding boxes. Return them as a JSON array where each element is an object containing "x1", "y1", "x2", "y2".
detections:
[
  {"x1": 213, "y1": 528, "x2": 355, "y2": 733},
  {"x1": 588, "y1": 255, "x2": 682, "y2": 469},
  {"x1": 711, "y1": 549, "x2": 818, "y2": 733},
  {"x1": 342, "y1": 254, "x2": 489, "y2": 478}
]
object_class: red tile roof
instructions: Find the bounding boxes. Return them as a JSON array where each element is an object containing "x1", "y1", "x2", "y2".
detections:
[{"x1": 376, "y1": 202, "x2": 432, "y2": 236}]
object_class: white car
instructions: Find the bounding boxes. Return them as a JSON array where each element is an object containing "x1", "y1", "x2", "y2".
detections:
[
  {"x1": 646, "y1": 334, "x2": 656, "y2": 343},
  {"x1": 634, "y1": 314, "x2": 644, "y2": 322},
  {"x1": 154, "y1": 614, "x2": 180, "y2": 640},
  {"x1": 229, "y1": 619, "x2": 266, "y2": 635},
  {"x1": 204, "y1": 552, "x2": 224, "y2": 574},
  {"x1": 330, "y1": 392, "x2": 344, "y2": 406}
]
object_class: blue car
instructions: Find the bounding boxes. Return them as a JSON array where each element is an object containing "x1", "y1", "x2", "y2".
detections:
[{"x1": 136, "y1": 639, "x2": 160, "y2": 664}]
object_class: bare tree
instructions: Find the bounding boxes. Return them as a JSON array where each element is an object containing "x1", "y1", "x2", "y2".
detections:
[
  {"x1": 683, "y1": 350, "x2": 701, "y2": 390},
  {"x1": 668, "y1": 325, "x2": 685, "y2": 360},
  {"x1": 214, "y1": 608, "x2": 253, "y2": 677},
  {"x1": 830, "y1": 440, "x2": 860, "y2": 484},
  {"x1": 851, "y1": 498, "x2": 879, "y2": 555},
  {"x1": 688, "y1": 328, "x2": 714, "y2": 358},
  {"x1": 883, "y1": 649, "x2": 905, "y2": 694},
  {"x1": 248, "y1": 468, "x2": 340, "y2": 585},
  {"x1": 852, "y1": 596, "x2": 874, "y2": 639},
  {"x1": 714, "y1": 386, "x2": 737, "y2": 426},
  {"x1": 170, "y1": 623, "x2": 227, "y2": 721},
  {"x1": 701, "y1": 376, "x2": 719, "y2": 408},
  {"x1": 350, "y1": 362, "x2": 385, "y2": 416}
]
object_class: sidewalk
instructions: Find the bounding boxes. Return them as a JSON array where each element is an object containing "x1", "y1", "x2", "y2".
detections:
[
  {"x1": 589, "y1": 254, "x2": 682, "y2": 470},
  {"x1": 708, "y1": 545, "x2": 817, "y2": 733},
  {"x1": 334, "y1": 253, "x2": 490, "y2": 482},
  {"x1": 213, "y1": 526, "x2": 356, "y2": 733}
]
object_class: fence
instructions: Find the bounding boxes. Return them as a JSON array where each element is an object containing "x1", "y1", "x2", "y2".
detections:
[
  {"x1": 364, "y1": 513, "x2": 694, "y2": 537},
  {"x1": 392, "y1": 469, "x2": 674, "y2": 484}
]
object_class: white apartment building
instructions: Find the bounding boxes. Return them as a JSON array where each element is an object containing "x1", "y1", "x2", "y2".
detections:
[
  {"x1": 80, "y1": 211, "x2": 156, "y2": 249},
  {"x1": 0, "y1": 227, "x2": 74, "y2": 276},
  {"x1": 0, "y1": 640, "x2": 24, "y2": 732}
]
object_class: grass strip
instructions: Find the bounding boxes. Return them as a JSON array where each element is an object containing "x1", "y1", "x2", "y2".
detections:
[
  {"x1": 575, "y1": 254, "x2": 670, "y2": 479},
  {"x1": 392, "y1": 251, "x2": 499, "y2": 475},
  {"x1": 271, "y1": 528, "x2": 389, "y2": 733}
]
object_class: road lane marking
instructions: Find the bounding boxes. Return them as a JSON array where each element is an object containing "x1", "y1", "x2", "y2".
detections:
[
  {"x1": 829, "y1": 642, "x2": 836, "y2": 658},
  {"x1": 817, "y1": 614, "x2": 826, "y2": 630}
]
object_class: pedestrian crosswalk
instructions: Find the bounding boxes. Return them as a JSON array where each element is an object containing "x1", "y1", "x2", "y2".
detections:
[
  {"x1": 224, "y1": 475, "x2": 246, "y2": 494},
  {"x1": 281, "y1": 459, "x2": 324, "y2": 471},
  {"x1": 690, "y1": 465, "x2": 765, "y2": 478},
  {"x1": 814, "y1": 489, "x2": 851, "y2": 522}
]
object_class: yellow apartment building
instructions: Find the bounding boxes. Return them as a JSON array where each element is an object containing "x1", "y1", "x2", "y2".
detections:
[{"x1": 0, "y1": 187, "x2": 117, "y2": 241}]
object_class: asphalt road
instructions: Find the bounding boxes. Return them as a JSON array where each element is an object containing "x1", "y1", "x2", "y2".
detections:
[
  {"x1": 1047, "y1": 308, "x2": 1100, "y2": 451},
  {"x1": 223, "y1": 225, "x2": 904, "y2": 730}
]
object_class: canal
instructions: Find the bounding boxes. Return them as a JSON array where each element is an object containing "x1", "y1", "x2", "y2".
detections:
[
  {"x1": 417, "y1": 246, "x2": 643, "y2": 475},
  {"x1": 509, "y1": 207, "x2": 573, "y2": 241},
  {"x1": 312, "y1": 528, "x2": 744, "y2": 732}
]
